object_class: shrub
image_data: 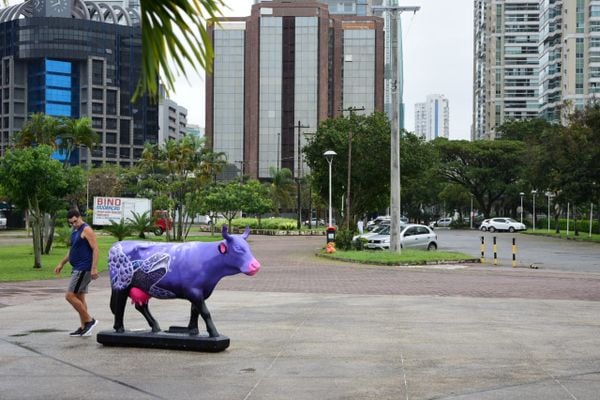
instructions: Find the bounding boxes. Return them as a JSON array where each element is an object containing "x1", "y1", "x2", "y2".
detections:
[
  {"x1": 103, "y1": 219, "x2": 134, "y2": 241},
  {"x1": 335, "y1": 228, "x2": 354, "y2": 251},
  {"x1": 55, "y1": 225, "x2": 73, "y2": 247}
]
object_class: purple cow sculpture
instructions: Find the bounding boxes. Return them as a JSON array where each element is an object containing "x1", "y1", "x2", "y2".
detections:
[{"x1": 108, "y1": 225, "x2": 260, "y2": 337}]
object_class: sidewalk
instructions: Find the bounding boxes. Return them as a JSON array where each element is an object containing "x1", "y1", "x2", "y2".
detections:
[
  {"x1": 1, "y1": 289, "x2": 599, "y2": 399},
  {"x1": 1, "y1": 234, "x2": 600, "y2": 399}
]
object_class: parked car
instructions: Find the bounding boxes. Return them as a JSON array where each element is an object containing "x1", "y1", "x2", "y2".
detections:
[
  {"x1": 367, "y1": 215, "x2": 407, "y2": 229},
  {"x1": 479, "y1": 217, "x2": 526, "y2": 233},
  {"x1": 366, "y1": 224, "x2": 437, "y2": 251},
  {"x1": 429, "y1": 217, "x2": 452, "y2": 228},
  {"x1": 153, "y1": 210, "x2": 173, "y2": 236},
  {"x1": 0, "y1": 211, "x2": 6, "y2": 230},
  {"x1": 353, "y1": 224, "x2": 390, "y2": 243},
  {"x1": 304, "y1": 218, "x2": 325, "y2": 227}
]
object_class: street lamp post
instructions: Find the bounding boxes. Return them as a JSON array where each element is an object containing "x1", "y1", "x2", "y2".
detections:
[
  {"x1": 470, "y1": 194, "x2": 473, "y2": 229},
  {"x1": 519, "y1": 192, "x2": 524, "y2": 224},
  {"x1": 531, "y1": 190, "x2": 538, "y2": 231},
  {"x1": 324, "y1": 150, "x2": 337, "y2": 227},
  {"x1": 545, "y1": 191, "x2": 553, "y2": 232}
]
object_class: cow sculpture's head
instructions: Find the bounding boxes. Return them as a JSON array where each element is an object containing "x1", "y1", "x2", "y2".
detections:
[{"x1": 218, "y1": 225, "x2": 261, "y2": 276}]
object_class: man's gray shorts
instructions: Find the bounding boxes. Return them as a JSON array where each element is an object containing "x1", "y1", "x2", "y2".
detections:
[{"x1": 68, "y1": 270, "x2": 92, "y2": 294}]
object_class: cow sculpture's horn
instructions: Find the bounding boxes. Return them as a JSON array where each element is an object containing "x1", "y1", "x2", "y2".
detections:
[
  {"x1": 242, "y1": 226, "x2": 250, "y2": 240},
  {"x1": 221, "y1": 224, "x2": 231, "y2": 240}
]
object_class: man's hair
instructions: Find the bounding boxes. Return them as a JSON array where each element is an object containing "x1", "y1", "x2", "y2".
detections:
[{"x1": 67, "y1": 209, "x2": 81, "y2": 219}]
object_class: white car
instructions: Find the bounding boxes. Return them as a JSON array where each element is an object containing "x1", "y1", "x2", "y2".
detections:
[
  {"x1": 479, "y1": 218, "x2": 526, "y2": 233},
  {"x1": 353, "y1": 224, "x2": 390, "y2": 242},
  {"x1": 366, "y1": 224, "x2": 437, "y2": 251},
  {"x1": 0, "y1": 212, "x2": 6, "y2": 230},
  {"x1": 429, "y1": 217, "x2": 452, "y2": 228}
]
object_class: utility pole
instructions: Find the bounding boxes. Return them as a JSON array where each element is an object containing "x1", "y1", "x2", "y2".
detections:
[
  {"x1": 372, "y1": 4, "x2": 420, "y2": 253},
  {"x1": 293, "y1": 120, "x2": 309, "y2": 229},
  {"x1": 340, "y1": 106, "x2": 365, "y2": 229}
]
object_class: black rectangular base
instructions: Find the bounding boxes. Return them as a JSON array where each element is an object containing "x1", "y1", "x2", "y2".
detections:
[{"x1": 96, "y1": 329, "x2": 230, "y2": 352}]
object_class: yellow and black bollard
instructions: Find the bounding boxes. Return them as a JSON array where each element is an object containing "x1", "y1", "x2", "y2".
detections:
[
  {"x1": 512, "y1": 237, "x2": 517, "y2": 267},
  {"x1": 493, "y1": 236, "x2": 497, "y2": 265},
  {"x1": 480, "y1": 236, "x2": 485, "y2": 263}
]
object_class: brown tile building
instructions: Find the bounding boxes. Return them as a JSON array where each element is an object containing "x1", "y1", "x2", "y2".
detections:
[{"x1": 206, "y1": 0, "x2": 384, "y2": 180}]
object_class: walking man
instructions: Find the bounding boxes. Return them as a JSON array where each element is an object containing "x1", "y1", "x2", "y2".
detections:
[{"x1": 54, "y1": 209, "x2": 99, "y2": 337}]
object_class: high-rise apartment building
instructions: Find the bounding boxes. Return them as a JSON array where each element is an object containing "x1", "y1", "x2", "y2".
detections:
[
  {"x1": 473, "y1": 0, "x2": 539, "y2": 140},
  {"x1": 158, "y1": 85, "x2": 187, "y2": 143},
  {"x1": 539, "y1": 0, "x2": 600, "y2": 122},
  {"x1": 206, "y1": 0, "x2": 384, "y2": 180},
  {"x1": 0, "y1": 0, "x2": 158, "y2": 166},
  {"x1": 414, "y1": 94, "x2": 449, "y2": 141}
]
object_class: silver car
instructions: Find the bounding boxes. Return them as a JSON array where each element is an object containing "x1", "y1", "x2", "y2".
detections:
[
  {"x1": 479, "y1": 218, "x2": 526, "y2": 233},
  {"x1": 366, "y1": 224, "x2": 438, "y2": 251}
]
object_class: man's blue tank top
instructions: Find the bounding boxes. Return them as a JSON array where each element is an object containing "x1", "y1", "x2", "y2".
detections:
[{"x1": 70, "y1": 223, "x2": 93, "y2": 271}]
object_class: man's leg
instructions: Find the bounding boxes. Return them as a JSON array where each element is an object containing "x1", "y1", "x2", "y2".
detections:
[{"x1": 66, "y1": 291, "x2": 92, "y2": 327}]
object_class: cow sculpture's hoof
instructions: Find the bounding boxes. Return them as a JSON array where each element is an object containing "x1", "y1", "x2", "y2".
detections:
[{"x1": 97, "y1": 329, "x2": 230, "y2": 352}]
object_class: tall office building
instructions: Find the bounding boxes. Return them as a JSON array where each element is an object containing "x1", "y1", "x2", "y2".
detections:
[
  {"x1": 206, "y1": 0, "x2": 384, "y2": 180},
  {"x1": 472, "y1": 0, "x2": 539, "y2": 140},
  {"x1": 414, "y1": 94, "x2": 450, "y2": 141},
  {"x1": 0, "y1": 0, "x2": 158, "y2": 166},
  {"x1": 158, "y1": 85, "x2": 187, "y2": 143}
]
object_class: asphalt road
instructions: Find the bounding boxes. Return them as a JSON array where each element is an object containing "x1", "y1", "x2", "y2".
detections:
[{"x1": 435, "y1": 228, "x2": 600, "y2": 273}]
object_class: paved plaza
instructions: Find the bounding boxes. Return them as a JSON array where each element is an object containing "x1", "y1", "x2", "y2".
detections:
[{"x1": 1, "y1": 232, "x2": 600, "y2": 399}]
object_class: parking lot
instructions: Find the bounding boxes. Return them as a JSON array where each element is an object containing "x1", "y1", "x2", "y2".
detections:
[{"x1": 435, "y1": 228, "x2": 600, "y2": 273}]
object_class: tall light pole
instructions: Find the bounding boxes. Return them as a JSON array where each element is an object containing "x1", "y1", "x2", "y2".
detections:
[
  {"x1": 470, "y1": 194, "x2": 474, "y2": 229},
  {"x1": 340, "y1": 106, "x2": 365, "y2": 229},
  {"x1": 545, "y1": 191, "x2": 553, "y2": 232},
  {"x1": 324, "y1": 150, "x2": 337, "y2": 227},
  {"x1": 372, "y1": 4, "x2": 420, "y2": 253},
  {"x1": 531, "y1": 189, "x2": 538, "y2": 231},
  {"x1": 294, "y1": 120, "x2": 309, "y2": 229},
  {"x1": 519, "y1": 192, "x2": 524, "y2": 224}
]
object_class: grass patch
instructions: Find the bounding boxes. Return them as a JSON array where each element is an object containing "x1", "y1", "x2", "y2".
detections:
[
  {"x1": 522, "y1": 230, "x2": 600, "y2": 243},
  {"x1": 322, "y1": 248, "x2": 476, "y2": 266},
  {"x1": 0, "y1": 233, "x2": 222, "y2": 282}
]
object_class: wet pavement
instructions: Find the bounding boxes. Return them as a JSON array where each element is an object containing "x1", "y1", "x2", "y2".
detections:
[{"x1": 1, "y1": 231, "x2": 599, "y2": 399}]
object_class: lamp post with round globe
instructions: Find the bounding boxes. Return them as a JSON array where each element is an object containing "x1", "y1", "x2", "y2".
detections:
[{"x1": 324, "y1": 150, "x2": 337, "y2": 227}]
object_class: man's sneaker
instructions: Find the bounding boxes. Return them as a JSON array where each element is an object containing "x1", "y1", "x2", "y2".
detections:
[
  {"x1": 80, "y1": 319, "x2": 98, "y2": 337},
  {"x1": 69, "y1": 327, "x2": 83, "y2": 337}
]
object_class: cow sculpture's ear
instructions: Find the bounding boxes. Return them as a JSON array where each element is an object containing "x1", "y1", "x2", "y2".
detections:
[{"x1": 218, "y1": 242, "x2": 228, "y2": 254}]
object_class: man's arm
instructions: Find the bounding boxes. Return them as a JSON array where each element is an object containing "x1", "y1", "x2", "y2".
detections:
[
  {"x1": 54, "y1": 253, "x2": 69, "y2": 275},
  {"x1": 83, "y1": 226, "x2": 100, "y2": 279}
]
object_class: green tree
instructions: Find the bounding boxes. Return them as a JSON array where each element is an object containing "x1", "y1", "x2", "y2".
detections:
[
  {"x1": 57, "y1": 117, "x2": 99, "y2": 167},
  {"x1": 242, "y1": 180, "x2": 273, "y2": 227},
  {"x1": 204, "y1": 180, "x2": 272, "y2": 229},
  {"x1": 127, "y1": 210, "x2": 153, "y2": 239},
  {"x1": 136, "y1": 136, "x2": 224, "y2": 241},
  {"x1": 269, "y1": 167, "x2": 295, "y2": 216},
  {"x1": 0, "y1": 146, "x2": 80, "y2": 268},
  {"x1": 435, "y1": 139, "x2": 526, "y2": 218},
  {"x1": 13, "y1": 113, "x2": 60, "y2": 148},
  {"x1": 304, "y1": 112, "x2": 391, "y2": 226}
]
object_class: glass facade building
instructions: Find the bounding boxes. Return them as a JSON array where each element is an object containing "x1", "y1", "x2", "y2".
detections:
[
  {"x1": 206, "y1": 1, "x2": 384, "y2": 180},
  {"x1": 0, "y1": 1, "x2": 157, "y2": 166}
]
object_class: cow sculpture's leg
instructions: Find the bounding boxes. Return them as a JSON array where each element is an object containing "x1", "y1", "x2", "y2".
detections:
[
  {"x1": 110, "y1": 289, "x2": 129, "y2": 333},
  {"x1": 134, "y1": 303, "x2": 161, "y2": 333},
  {"x1": 189, "y1": 300, "x2": 219, "y2": 337}
]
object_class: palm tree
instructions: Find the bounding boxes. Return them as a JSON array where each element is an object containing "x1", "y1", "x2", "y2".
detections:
[
  {"x1": 57, "y1": 117, "x2": 99, "y2": 167},
  {"x1": 13, "y1": 113, "x2": 61, "y2": 149},
  {"x1": 136, "y1": 1, "x2": 226, "y2": 100},
  {"x1": 269, "y1": 167, "x2": 295, "y2": 216}
]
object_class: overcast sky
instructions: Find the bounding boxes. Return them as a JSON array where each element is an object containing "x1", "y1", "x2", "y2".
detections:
[{"x1": 174, "y1": 0, "x2": 475, "y2": 140}]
